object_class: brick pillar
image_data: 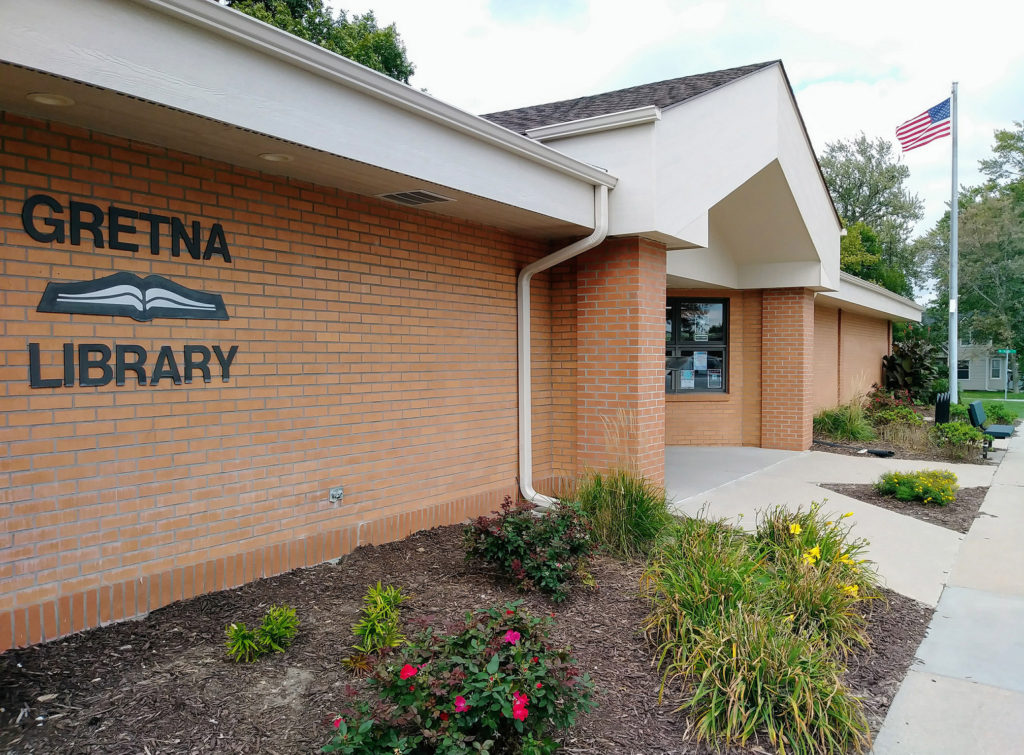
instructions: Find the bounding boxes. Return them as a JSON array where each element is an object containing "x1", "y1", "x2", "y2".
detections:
[
  {"x1": 576, "y1": 237, "x2": 665, "y2": 483},
  {"x1": 761, "y1": 288, "x2": 815, "y2": 450}
]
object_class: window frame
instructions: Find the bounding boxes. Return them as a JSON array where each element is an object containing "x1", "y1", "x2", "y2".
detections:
[
  {"x1": 957, "y1": 360, "x2": 970, "y2": 380},
  {"x1": 665, "y1": 297, "x2": 729, "y2": 395},
  {"x1": 991, "y1": 358, "x2": 1002, "y2": 380}
]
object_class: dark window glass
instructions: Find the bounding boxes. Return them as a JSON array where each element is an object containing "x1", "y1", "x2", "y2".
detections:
[
  {"x1": 957, "y1": 360, "x2": 970, "y2": 380},
  {"x1": 666, "y1": 298, "x2": 728, "y2": 393}
]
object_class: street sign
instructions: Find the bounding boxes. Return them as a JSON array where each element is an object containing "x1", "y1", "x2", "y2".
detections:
[{"x1": 997, "y1": 348, "x2": 1016, "y2": 354}]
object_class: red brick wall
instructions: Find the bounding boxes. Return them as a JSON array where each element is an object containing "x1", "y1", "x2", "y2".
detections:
[
  {"x1": 0, "y1": 112, "x2": 571, "y2": 650},
  {"x1": 665, "y1": 289, "x2": 762, "y2": 446},
  {"x1": 576, "y1": 237, "x2": 665, "y2": 483},
  {"x1": 761, "y1": 288, "x2": 815, "y2": 450}
]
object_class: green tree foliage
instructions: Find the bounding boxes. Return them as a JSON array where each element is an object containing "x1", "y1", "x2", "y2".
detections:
[
  {"x1": 224, "y1": 0, "x2": 415, "y2": 83},
  {"x1": 916, "y1": 123, "x2": 1024, "y2": 385},
  {"x1": 840, "y1": 221, "x2": 912, "y2": 296},
  {"x1": 821, "y1": 134, "x2": 924, "y2": 289}
]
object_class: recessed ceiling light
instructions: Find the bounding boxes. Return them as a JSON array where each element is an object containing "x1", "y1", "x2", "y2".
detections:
[
  {"x1": 258, "y1": 152, "x2": 293, "y2": 162},
  {"x1": 27, "y1": 92, "x2": 75, "y2": 107}
]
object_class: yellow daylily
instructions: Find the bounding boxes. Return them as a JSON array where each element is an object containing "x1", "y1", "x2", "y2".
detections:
[{"x1": 789, "y1": 522, "x2": 802, "y2": 535}]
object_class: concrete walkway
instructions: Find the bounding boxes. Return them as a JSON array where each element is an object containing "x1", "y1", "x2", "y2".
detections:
[
  {"x1": 872, "y1": 432, "x2": 1024, "y2": 754},
  {"x1": 666, "y1": 447, "x2": 998, "y2": 606}
]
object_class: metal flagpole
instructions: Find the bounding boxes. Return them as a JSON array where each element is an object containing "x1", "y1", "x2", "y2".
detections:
[{"x1": 948, "y1": 82, "x2": 959, "y2": 404}]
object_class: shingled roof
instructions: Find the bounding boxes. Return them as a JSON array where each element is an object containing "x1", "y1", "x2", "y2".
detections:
[{"x1": 483, "y1": 61, "x2": 779, "y2": 135}]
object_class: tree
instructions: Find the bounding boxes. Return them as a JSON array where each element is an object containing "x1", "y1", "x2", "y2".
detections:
[
  {"x1": 820, "y1": 134, "x2": 924, "y2": 289},
  {"x1": 840, "y1": 220, "x2": 912, "y2": 297},
  {"x1": 224, "y1": 0, "x2": 415, "y2": 83}
]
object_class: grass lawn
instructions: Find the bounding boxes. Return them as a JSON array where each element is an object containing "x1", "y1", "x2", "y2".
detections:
[{"x1": 961, "y1": 390, "x2": 1024, "y2": 419}]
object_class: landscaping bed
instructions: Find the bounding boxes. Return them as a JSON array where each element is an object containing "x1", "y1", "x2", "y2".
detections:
[
  {"x1": 819, "y1": 484, "x2": 987, "y2": 534},
  {"x1": 810, "y1": 437, "x2": 995, "y2": 465},
  {"x1": 0, "y1": 524, "x2": 932, "y2": 755}
]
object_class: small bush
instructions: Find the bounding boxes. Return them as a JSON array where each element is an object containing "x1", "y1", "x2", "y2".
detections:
[
  {"x1": 685, "y1": 610, "x2": 870, "y2": 755},
  {"x1": 226, "y1": 604, "x2": 300, "y2": 662},
  {"x1": 344, "y1": 582, "x2": 406, "y2": 672},
  {"x1": 875, "y1": 469, "x2": 958, "y2": 506},
  {"x1": 929, "y1": 422, "x2": 985, "y2": 459},
  {"x1": 871, "y1": 405, "x2": 922, "y2": 427},
  {"x1": 864, "y1": 384, "x2": 914, "y2": 416},
  {"x1": 949, "y1": 403, "x2": 969, "y2": 423},
  {"x1": 812, "y1": 403, "x2": 876, "y2": 442},
  {"x1": 568, "y1": 468, "x2": 672, "y2": 559},
  {"x1": 325, "y1": 602, "x2": 595, "y2": 754},
  {"x1": 982, "y1": 401, "x2": 1015, "y2": 425},
  {"x1": 465, "y1": 496, "x2": 593, "y2": 602}
]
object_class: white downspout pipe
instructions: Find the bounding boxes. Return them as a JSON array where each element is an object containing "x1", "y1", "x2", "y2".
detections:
[{"x1": 518, "y1": 184, "x2": 609, "y2": 505}]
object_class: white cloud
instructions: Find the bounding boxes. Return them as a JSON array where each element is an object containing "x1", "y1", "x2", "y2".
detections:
[{"x1": 335, "y1": 0, "x2": 1024, "y2": 232}]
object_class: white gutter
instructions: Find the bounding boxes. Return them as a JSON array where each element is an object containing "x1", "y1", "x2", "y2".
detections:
[
  {"x1": 526, "y1": 105, "x2": 661, "y2": 142},
  {"x1": 518, "y1": 185, "x2": 610, "y2": 505}
]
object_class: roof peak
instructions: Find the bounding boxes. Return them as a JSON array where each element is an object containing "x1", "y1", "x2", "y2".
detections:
[{"x1": 483, "y1": 61, "x2": 780, "y2": 135}]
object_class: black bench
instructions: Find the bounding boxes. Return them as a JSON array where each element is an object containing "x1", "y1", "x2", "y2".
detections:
[{"x1": 968, "y1": 400, "x2": 1014, "y2": 457}]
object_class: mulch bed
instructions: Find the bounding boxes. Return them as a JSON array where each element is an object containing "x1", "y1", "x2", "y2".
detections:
[
  {"x1": 819, "y1": 484, "x2": 988, "y2": 534},
  {"x1": 811, "y1": 437, "x2": 995, "y2": 465},
  {"x1": 0, "y1": 525, "x2": 932, "y2": 755}
]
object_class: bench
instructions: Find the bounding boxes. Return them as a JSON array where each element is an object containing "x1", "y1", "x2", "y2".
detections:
[{"x1": 968, "y1": 400, "x2": 1014, "y2": 457}]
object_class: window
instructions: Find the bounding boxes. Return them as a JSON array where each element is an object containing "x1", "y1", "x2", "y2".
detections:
[
  {"x1": 665, "y1": 298, "x2": 728, "y2": 393},
  {"x1": 957, "y1": 360, "x2": 970, "y2": 380},
  {"x1": 991, "y1": 358, "x2": 1002, "y2": 380}
]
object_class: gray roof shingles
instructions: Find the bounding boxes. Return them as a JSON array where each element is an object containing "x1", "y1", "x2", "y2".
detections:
[{"x1": 482, "y1": 61, "x2": 779, "y2": 134}]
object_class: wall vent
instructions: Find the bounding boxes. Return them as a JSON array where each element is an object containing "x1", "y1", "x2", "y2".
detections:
[{"x1": 377, "y1": 190, "x2": 453, "y2": 207}]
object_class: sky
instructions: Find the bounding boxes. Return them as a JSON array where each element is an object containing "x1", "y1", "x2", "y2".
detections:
[{"x1": 331, "y1": 0, "x2": 1024, "y2": 238}]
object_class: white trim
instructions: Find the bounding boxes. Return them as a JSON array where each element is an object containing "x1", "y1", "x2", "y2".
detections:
[
  {"x1": 133, "y1": 0, "x2": 616, "y2": 189},
  {"x1": 817, "y1": 272, "x2": 923, "y2": 322},
  {"x1": 526, "y1": 106, "x2": 662, "y2": 142}
]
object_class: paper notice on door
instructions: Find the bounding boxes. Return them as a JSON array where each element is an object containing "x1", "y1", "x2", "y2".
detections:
[
  {"x1": 681, "y1": 369, "x2": 695, "y2": 389},
  {"x1": 694, "y1": 351, "x2": 708, "y2": 371}
]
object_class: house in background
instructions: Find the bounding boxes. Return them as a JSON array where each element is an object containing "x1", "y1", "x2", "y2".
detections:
[
  {"x1": 957, "y1": 341, "x2": 1016, "y2": 392},
  {"x1": 0, "y1": 0, "x2": 919, "y2": 650}
]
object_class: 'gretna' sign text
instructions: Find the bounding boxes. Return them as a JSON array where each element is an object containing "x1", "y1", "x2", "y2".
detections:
[{"x1": 21, "y1": 194, "x2": 231, "y2": 263}]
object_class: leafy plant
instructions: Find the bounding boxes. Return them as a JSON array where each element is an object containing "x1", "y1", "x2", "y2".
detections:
[
  {"x1": 226, "y1": 621, "x2": 264, "y2": 663},
  {"x1": 876, "y1": 469, "x2": 958, "y2": 506},
  {"x1": 351, "y1": 582, "x2": 406, "y2": 656},
  {"x1": 871, "y1": 405, "x2": 922, "y2": 427},
  {"x1": 259, "y1": 605, "x2": 300, "y2": 653},
  {"x1": 325, "y1": 602, "x2": 595, "y2": 754},
  {"x1": 225, "y1": 605, "x2": 300, "y2": 662},
  {"x1": 948, "y1": 402, "x2": 970, "y2": 423},
  {"x1": 864, "y1": 384, "x2": 914, "y2": 416},
  {"x1": 882, "y1": 329, "x2": 941, "y2": 401},
  {"x1": 982, "y1": 400, "x2": 1015, "y2": 425},
  {"x1": 929, "y1": 422, "x2": 985, "y2": 459},
  {"x1": 567, "y1": 468, "x2": 672, "y2": 559},
  {"x1": 465, "y1": 496, "x2": 593, "y2": 602},
  {"x1": 812, "y1": 402, "x2": 876, "y2": 442}
]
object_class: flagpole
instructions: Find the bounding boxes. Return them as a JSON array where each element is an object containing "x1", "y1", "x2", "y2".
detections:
[{"x1": 948, "y1": 82, "x2": 959, "y2": 404}]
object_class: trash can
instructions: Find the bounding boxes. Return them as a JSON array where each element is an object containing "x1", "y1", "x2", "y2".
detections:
[{"x1": 935, "y1": 391, "x2": 950, "y2": 424}]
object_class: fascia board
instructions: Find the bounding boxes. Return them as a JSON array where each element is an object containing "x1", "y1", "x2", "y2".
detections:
[
  {"x1": 818, "y1": 272, "x2": 924, "y2": 322},
  {"x1": 526, "y1": 106, "x2": 661, "y2": 142},
  {"x1": 134, "y1": 0, "x2": 616, "y2": 189}
]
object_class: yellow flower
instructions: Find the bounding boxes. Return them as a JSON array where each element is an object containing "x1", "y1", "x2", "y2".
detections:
[
  {"x1": 842, "y1": 584, "x2": 859, "y2": 597},
  {"x1": 839, "y1": 554, "x2": 855, "y2": 565},
  {"x1": 801, "y1": 546, "x2": 820, "y2": 566},
  {"x1": 732, "y1": 643, "x2": 737, "y2": 659},
  {"x1": 825, "y1": 521, "x2": 833, "y2": 526},
  {"x1": 842, "y1": 512, "x2": 854, "y2": 519},
  {"x1": 784, "y1": 614, "x2": 795, "y2": 622},
  {"x1": 789, "y1": 522, "x2": 802, "y2": 535}
]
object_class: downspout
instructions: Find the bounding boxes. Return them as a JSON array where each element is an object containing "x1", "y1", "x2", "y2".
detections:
[{"x1": 518, "y1": 184, "x2": 609, "y2": 505}]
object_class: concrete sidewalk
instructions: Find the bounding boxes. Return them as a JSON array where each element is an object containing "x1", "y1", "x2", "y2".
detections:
[{"x1": 872, "y1": 432, "x2": 1024, "y2": 754}]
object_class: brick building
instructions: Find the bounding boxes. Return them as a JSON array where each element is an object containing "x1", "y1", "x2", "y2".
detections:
[{"x1": 0, "y1": 0, "x2": 919, "y2": 650}]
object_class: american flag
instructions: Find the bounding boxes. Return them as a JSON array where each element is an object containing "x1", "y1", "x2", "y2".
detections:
[{"x1": 896, "y1": 99, "x2": 951, "y2": 152}]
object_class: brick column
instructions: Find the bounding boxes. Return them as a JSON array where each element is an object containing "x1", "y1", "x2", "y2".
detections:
[
  {"x1": 761, "y1": 288, "x2": 815, "y2": 450},
  {"x1": 576, "y1": 237, "x2": 665, "y2": 483}
]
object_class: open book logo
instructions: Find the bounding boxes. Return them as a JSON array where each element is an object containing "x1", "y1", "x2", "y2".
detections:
[{"x1": 37, "y1": 272, "x2": 228, "y2": 322}]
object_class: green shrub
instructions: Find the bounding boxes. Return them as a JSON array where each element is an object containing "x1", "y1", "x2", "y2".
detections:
[
  {"x1": 983, "y1": 401, "x2": 1015, "y2": 425},
  {"x1": 685, "y1": 610, "x2": 870, "y2": 755},
  {"x1": 864, "y1": 384, "x2": 914, "y2": 416},
  {"x1": 929, "y1": 422, "x2": 985, "y2": 459},
  {"x1": 929, "y1": 377, "x2": 950, "y2": 401},
  {"x1": 225, "y1": 621, "x2": 264, "y2": 663},
  {"x1": 875, "y1": 469, "x2": 958, "y2": 506},
  {"x1": 568, "y1": 468, "x2": 672, "y2": 559},
  {"x1": 225, "y1": 604, "x2": 300, "y2": 662},
  {"x1": 871, "y1": 405, "x2": 922, "y2": 427},
  {"x1": 882, "y1": 329, "x2": 941, "y2": 401},
  {"x1": 465, "y1": 496, "x2": 593, "y2": 602},
  {"x1": 344, "y1": 582, "x2": 406, "y2": 672},
  {"x1": 325, "y1": 602, "x2": 595, "y2": 755},
  {"x1": 812, "y1": 402, "x2": 876, "y2": 442},
  {"x1": 949, "y1": 403, "x2": 969, "y2": 423}
]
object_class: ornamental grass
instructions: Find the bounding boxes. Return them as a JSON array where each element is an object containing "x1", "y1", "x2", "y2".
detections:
[{"x1": 641, "y1": 503, "x2": 879, "y2": 754}]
